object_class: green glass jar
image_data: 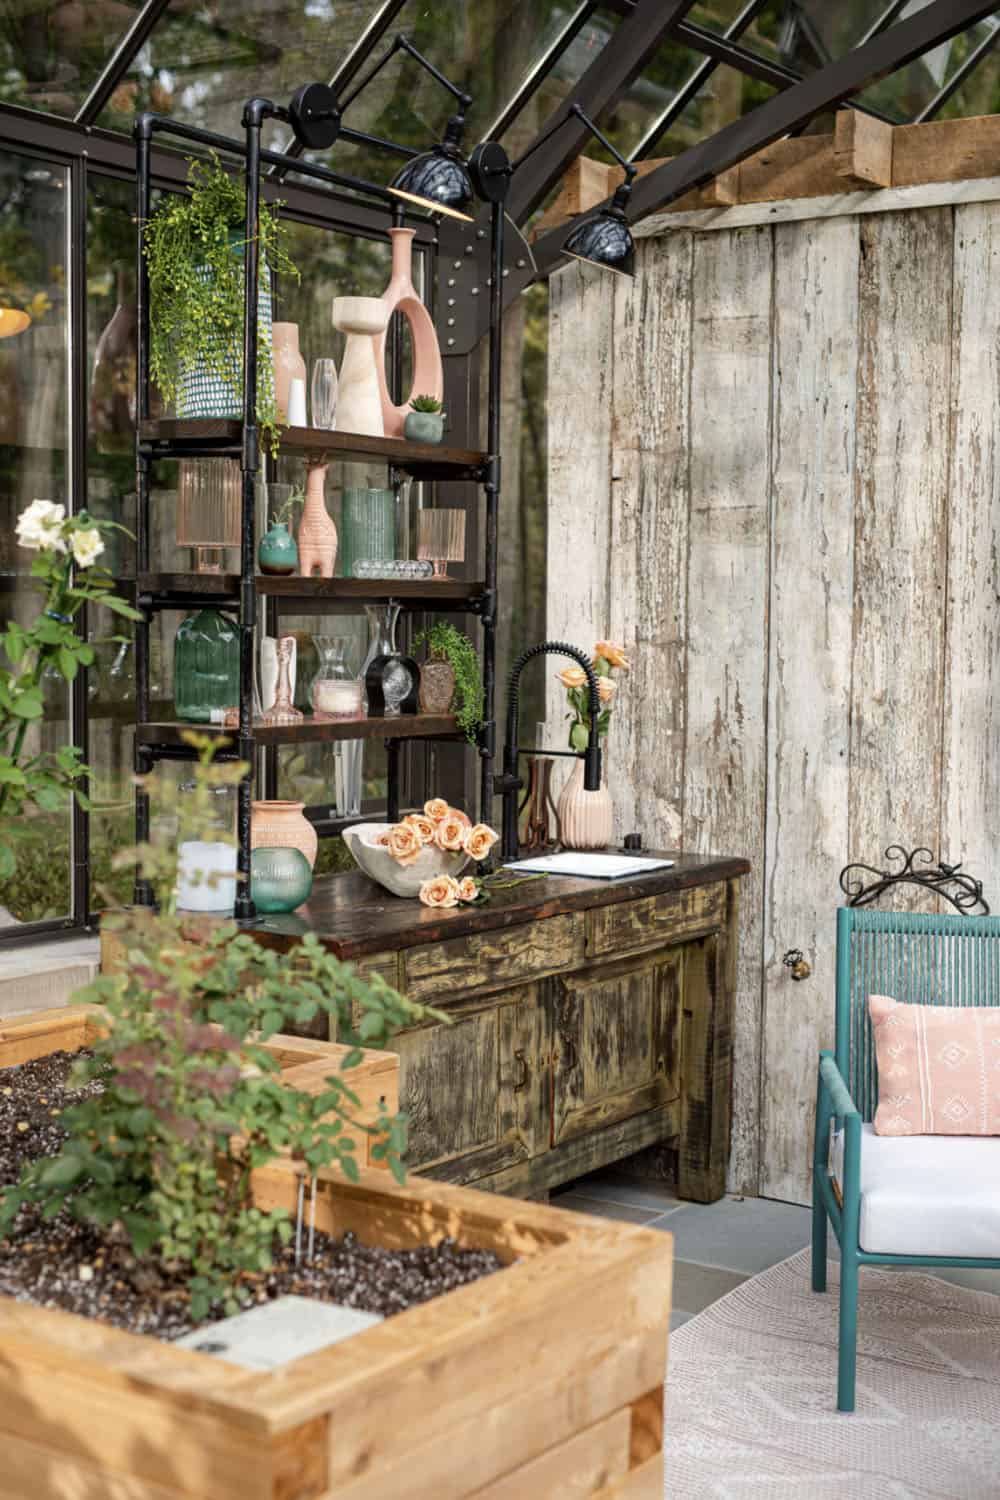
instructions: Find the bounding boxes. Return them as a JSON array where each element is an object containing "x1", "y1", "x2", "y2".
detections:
[
  {"x1": 258, "y1": 521, "x2": 298, "y2": 575},
  {"x1": 174, "y1": 609, "x2": 240, "y2": 722},
  {"x1": 251, "y1": 845, "x2": 313, "y2": 913}
]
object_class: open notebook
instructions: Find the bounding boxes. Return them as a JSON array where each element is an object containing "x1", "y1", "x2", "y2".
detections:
[{"x1": 502, "y1": 852, "x2": 674, "y2": 880}]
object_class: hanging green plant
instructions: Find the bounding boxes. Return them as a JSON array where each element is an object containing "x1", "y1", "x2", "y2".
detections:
[
  {"x1": 414, "y1": 621, "x2": 484, "y2": 743},
  {"x1": 143, "y1": 154, "x2": 299, "y2": 456}
]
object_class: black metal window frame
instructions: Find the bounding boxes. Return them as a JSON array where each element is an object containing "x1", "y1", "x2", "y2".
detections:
[{"x1": 0, "y1": 97, "x2": 461, "y2": 946}]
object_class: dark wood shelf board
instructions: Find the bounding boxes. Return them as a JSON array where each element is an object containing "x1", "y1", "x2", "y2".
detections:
[
  {"x1": 138, "y1": 572, "x2": 484, "y2": 605},
  {"x1": 139, "y1": 420, "x2": 486, "y2": 474},
  {"x1": 137, "y1": 714, "x2": 462, "y2": 750}
]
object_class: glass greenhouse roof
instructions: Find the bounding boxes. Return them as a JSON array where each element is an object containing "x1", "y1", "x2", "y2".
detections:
[{"x1": 0, "y1": 1, "x2": 996, "y2": 180}]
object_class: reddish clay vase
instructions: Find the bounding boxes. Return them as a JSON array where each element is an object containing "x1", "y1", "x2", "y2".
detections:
[
  {"x1": 374, "y1": 227, "x2": 444, "y2": 439},
  {"x1": 250, "y1": 799, "x2": 318, "y2": 869},
  {"x1": 297, "y1": 462, "x2": 338, "y2": 578}
]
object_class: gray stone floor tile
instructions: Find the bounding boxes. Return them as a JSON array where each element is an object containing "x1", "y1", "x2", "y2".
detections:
[
  {"x1": 670, "y1": 1309, "x2": 695, "y2": 1332},
  {"x1": 650, "y1": 1194, "x2": 811, "y2": 1275},
  {"x1": 671, "y1": 1260, "x2": 747, "y2": 1315},
  {"x1": 551, "y1": 1192, "x2": 663, "y2": 1226},
  {"x1": 555, "y1": 1171, "x2": 684, "y2": 1215}
]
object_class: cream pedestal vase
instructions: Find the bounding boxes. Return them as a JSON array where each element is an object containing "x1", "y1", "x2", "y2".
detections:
[
  {"x1": 557, "y1": 755, "x2": 613, "y2": 851},
  {"x1": 332, "y1": 296, "x2": 388, "y2": 437},
  {"x1": 374, "y1": 227, "x2": 443, "y2": 439}
]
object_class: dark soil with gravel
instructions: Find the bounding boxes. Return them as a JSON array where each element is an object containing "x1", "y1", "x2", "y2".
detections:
[{"x1": 0, "y1": 1049, "x2": 502, "y2": 1341}]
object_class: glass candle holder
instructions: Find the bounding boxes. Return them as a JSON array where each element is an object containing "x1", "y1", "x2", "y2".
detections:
[
  {"x1": 177, "y1": 459, "x2": 241, "y2": 573},
  {"x1": 417, "y1": 507, "x2": 466, "y2": 579},
  {"x1": 311, "y1": 634, "x2": 363, "y2": 720},
  {"x1": 258, "y1": 635, "x2": 303, "y2": 726}
]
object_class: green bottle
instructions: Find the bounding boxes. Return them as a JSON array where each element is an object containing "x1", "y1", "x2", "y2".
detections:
[{"x1": 174, "y1": 609, "x2": 240, "y2": 722}]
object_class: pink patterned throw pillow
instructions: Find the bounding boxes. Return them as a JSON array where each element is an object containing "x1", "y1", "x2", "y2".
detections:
[{"x1": 870, "y1": 994, "x2": 1000, "y2": 1136}]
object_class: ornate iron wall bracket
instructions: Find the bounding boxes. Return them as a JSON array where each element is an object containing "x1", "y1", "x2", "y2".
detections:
[{"x1": 839, "y1": 845, "x2": 990, "y2": 915}]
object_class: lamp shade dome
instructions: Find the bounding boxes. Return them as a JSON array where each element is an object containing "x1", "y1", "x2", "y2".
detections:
[
  {"x1": 389, "y1": 149, "x2": 475, "y2": 222},
  {"x1": 563, "y1": 210, "x2": 635, "y2": 277}
]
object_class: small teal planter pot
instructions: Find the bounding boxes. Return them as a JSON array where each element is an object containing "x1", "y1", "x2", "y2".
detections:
[
  {"x1": 403, "y1": 411, "x2": 444, "y2": 445},
  {"x1": 251, "y1": 845, "x2": 313, "y2": 913},
  {"x1": 258, "y1": 522, "x2": 298, "y2": 575}
]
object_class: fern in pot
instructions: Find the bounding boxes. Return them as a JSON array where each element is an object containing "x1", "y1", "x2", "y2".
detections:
[{"x1": 143, "y1": 155, "x2": 299, "y2": 455}]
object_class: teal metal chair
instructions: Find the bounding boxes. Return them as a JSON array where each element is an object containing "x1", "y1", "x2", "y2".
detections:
[{"x1": 812, "y1": 907, "x2": 1000, "y2": 1411}]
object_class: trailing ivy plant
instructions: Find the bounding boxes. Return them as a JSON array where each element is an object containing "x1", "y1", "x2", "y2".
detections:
[
  {"x1": 143, "y1": 154, "x2": 299, "y2": 457},
  {"x1": 414, "y1": 621, "x2": 484, "y2": 743},
  {"x1": 0, "y1": 737, "x2": 442, "y2": 1319}
]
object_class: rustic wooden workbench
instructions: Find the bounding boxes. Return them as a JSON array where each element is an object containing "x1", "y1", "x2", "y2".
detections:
[{"x1": 250, "y1": 851, "x2": 748, "y2": 1204}]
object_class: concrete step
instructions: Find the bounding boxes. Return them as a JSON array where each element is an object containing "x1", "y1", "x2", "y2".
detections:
[{"x1": 0, "y1": 935, "x2": 101, "y2": 1019}]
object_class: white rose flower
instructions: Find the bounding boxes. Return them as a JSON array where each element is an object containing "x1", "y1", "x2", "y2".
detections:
[
  {"x1": 16, "y1": 499, "x2": 67, "y2": 553},
  {"x1": 70, "y1": 527, "x2": 104, "y2": 569}
]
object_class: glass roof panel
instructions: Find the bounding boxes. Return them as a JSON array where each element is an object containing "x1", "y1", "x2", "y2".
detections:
[
  {"x1": 96, "y1": 0, "x2": 388, "y2": 141},
  {"x1": 0, "y1": 0, "x2": 144, "y2": 117},
  {"x1": 857, "y1": 17, "x2": 1000, "y2": 121}
]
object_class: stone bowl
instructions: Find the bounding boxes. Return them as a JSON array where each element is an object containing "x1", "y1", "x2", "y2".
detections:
[{"x1": 342, "y1": 822, "x2": 469, "y2": 899}]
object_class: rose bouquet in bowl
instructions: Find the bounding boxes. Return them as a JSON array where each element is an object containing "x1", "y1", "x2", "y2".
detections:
[{"x1": 342, "y1": 799, "x2": 499, "y2": 903}]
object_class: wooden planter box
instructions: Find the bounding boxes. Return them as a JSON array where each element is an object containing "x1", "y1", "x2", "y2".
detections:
[{"x1": 0, "y1": 1009, "x2": 672, "y2": 1499}]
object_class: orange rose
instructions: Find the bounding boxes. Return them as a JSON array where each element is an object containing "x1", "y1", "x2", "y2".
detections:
[
  {"x1": 419, "y1": 874, "x2": 461, "y2": 908},
  {"x1": 464, "y1": 823, "x2": 500, "y2": 862},
  {"x1": 387, "y1": 823, "x2": 422, "y2": 866},
  {"x1": 424, "y1": 797, "x2": 449, "y2": 822},
  {"x1": 595, "y1": 640, "x2": 630, "y2": 671},
  {"x1": 446, "y1": 806, "x2": 471, "y2": 829},
  {"x1": 557, "y1": 666, "x2": 587, "y2": 691},
  {"x1": 456, "y1": 876, "x2": 479, "y2": 903},
  {"x1": 597, "y1": 676, "x2": 616, "y2": 704},
  {"x1": 404, "y1": 813, "x2": 435, "y2": 844},
  {"x1": 434, "y1": 814, "x2": 467, "y2": 852},
  {"x1": 374, "y1": 829, "x2": 393, "y2": 847}
]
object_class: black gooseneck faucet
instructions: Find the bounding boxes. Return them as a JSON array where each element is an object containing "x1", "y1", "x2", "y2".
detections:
[{"x1": 494, "y1": 642, "x2": 602, "y2": 862}]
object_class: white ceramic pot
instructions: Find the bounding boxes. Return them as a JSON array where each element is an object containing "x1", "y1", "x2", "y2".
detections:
[{"x1": 343, "y1": 822, "x2": 469, "y2": 899}]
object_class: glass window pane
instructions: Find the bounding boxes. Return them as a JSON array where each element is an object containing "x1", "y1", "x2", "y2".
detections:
[
  {"x1": 0, "y1": 150, "x2": 71, "y2": 923},
  {"x1": 858, "y1": 19, "x2": 1000, "y2": 121},
  {"x1": 0, "y1": 1, "x2": 144, "y2": 117}
]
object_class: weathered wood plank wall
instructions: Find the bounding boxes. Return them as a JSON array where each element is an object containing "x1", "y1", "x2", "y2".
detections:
[{"x1": 546, "y1": 187, "x2": 1000, "y2": 1203}]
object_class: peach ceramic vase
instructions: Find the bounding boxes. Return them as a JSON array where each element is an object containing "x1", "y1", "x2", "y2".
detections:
[
  {"x1": 557, "y1": 753, "x2": 613, "y2": 851},
  {"x1": 272, "y1": 322, "x2": 306, "y2": 423},
  {"x1": 374, "y1": 228, "x2": 444, "y2": 439},
  {"x1": 297, "y1": 461, "x2": 338, "y2": 578},
  {"x1": 250, "y1": 799, "x2": 318, "y2": 869}
]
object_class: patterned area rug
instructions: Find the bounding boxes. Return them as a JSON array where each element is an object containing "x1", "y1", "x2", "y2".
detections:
[{"x1": 664, "y1": 1250, "x2": 1000, "y2": 1498}]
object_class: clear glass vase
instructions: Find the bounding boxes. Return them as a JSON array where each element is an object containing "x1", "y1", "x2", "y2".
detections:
[
  {"x1": 311, "y1": 634, "x2": 363, "y2": 720},
  {"x1": 361, "y1": 602, "x2": 414, "y2": 718}
]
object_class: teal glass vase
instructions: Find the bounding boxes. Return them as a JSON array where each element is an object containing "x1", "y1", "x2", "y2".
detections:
[
  {"x1": 174, "y1": 609, "x2": 239, "y2": 722},
  {"x1": 251, "y1": 845, "x2": 313, "y2": 913},
  {"x1": 340, "y1": 487, "x2": 396, "y2": 579},
  {"x1": 258, "y1": 521, "x2": 298, "y2": 575}
]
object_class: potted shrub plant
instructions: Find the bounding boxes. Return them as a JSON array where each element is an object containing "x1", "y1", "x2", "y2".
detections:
[
  {"x1": 403, "y1": 393, "x2": 446, "y2": 445},
  {"x1": 413, "y1": 620, "x2": 483, "y2": 740},
  {"x1": 143, "y1": 154, "x2": 298, "y2": 455}
]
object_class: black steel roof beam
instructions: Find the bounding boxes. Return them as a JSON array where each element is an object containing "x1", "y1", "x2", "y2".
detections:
[
  {"x1": 484, "y1": 1, "x2": 602, "y2": 144},
  {"x1": 531, "y1": 0, "x2": 1000, "y2": 273},
  {"x1": 915, "y1": 20, "x2": 1000, "y2": 122},
  {"x1": 672, "y1": 19, "x2": 897, "y2": 123},
  {"x1": 858, "y1": 0, "x2": 913, "y2": 47},
  {"x1": 505, "y1": 0, "x2": 700, "y2": 227},
  {"x1": 75, "y1": 0, "x2": 172, "y2": 126},
  {"x1": 633, "y1": 0, "x2": 771, "y2": 161}
]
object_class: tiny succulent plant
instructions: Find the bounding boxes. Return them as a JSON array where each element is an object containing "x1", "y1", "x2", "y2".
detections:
[{"x1": 409, "y1": 394, "x2": 445, "y2": 414}]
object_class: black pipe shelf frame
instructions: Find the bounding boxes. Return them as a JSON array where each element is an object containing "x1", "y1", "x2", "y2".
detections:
[{"x1": 132, "y1": 103, "x2": 503, "y2": 920}]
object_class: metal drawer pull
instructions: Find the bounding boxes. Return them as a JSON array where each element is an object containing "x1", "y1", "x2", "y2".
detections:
[{"x1": 513, "y1": 1048, "x2": 529, "y2": 1092}]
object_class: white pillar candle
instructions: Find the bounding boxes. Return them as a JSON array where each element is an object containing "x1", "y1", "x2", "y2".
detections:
[
  {"x1": 287, "y1": 376, "x2": 307, "y2": 427},
  {"x1": 313, "y1": 679, "x2": 363, "y2": 719},
  {"x1": 176, "y1": 840, "x2": 237, "y2": 913}
]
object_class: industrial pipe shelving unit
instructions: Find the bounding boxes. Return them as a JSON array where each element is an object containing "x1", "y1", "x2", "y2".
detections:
[{"x1": 132, "y1": 99, "x2": 504, "y2": 919}]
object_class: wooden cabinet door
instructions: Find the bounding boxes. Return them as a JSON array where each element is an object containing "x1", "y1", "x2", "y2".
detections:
[
  {"x1": 394, "y1": 984, "x2": 548, "y2": 1185},
  {"x1": 551, "y1": 951, "x2": 682, "y2": 1148}
]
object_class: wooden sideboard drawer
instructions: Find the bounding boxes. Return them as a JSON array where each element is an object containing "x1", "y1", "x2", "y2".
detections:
[
  {"x1": 403, "y1": 914, "x2": 585, "y2": 1003},
  {"x1": 587, "y1": 881, "x2": 726, "y2": 959}
]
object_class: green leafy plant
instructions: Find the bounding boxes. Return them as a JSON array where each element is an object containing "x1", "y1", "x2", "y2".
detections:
[
  {"x1": 0, "y1": 738, "x2": 441, "y2": 1320},
  {"x1": 409, "y1": 394, "x2": 444, "y2": 414},
  {"x1": 0, "y1": 503, "x2": 141, "y2": 880},
  {"x1": 143, "y1": 154, "x2": 299, "y2": 457},
  {"x1": 414, "y1": 622, "x2": 483, "y2": 743},
  {"x1": 270, "y1": 485, "x2": 305, "y2": 529}
]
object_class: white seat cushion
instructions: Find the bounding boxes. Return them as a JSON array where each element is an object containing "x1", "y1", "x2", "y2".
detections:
[{"x1": 831, "y1": 1123, "x2": 1000, "y2": 1257}]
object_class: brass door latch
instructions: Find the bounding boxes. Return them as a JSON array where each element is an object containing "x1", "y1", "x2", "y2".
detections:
[{"x1": 782, "y1": 948, "x2": 812, "y2": 981}]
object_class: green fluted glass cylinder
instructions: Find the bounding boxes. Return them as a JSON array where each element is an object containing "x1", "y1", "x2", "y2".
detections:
[
  {"x1": 174, "y1": 609, "x2": 240, "y2": 722},
  {"x1": 251, "y1": 845, "x2": 313, "y2": 913},
  {"x1": 340, "y1": 487, "x2": 396, "y2": 578}
]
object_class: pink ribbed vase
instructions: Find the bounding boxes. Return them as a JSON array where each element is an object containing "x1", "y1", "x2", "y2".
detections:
[{"x1": 557, "y1": 756, "x2": 613, "y2": 851}]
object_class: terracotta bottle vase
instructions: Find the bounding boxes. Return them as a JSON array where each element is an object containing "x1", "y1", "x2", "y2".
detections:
[
  {"x1": 332, "y1": 296, "x2": 388, "y2": 437},
  {"x1": 374, "y1": 227, "x2": 444, "y2": 439},
  {"x1": 272, "y1": 322, "x2": 306, "y2": 423},
  {"x1": 557, "y1": 754, "x2": 613, "y2": 851},
  {"x1": 250, "y1": 799, "x2": 318, "y2": 869},
  {"x1": 297, "y1": 461, "x2": 338, "y2": 578}
]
